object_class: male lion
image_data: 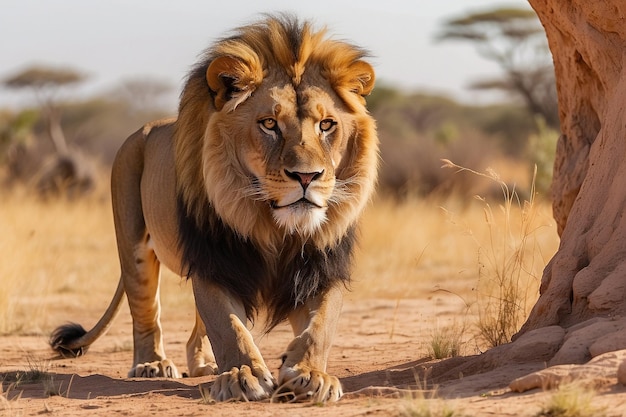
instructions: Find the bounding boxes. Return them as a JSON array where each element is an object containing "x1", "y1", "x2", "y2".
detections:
[{"x1": 50, "y1": 15, "x2": 378, "y2": 403}]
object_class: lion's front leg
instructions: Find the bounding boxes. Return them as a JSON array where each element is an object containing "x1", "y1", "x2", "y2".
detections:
[
  {"x1": 191, "y1": 278, "x2": 276, "y2": 401},
  {"x1": 277, "y1": 285, "x2": 343, "y2": 403}
]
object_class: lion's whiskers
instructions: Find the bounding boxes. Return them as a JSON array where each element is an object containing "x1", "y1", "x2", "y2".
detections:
[
  {"x1": 329, "y1": 177, "x2": 360, "y2": 206},
  {"x1": 242, "y1": 180, "x2": 269, "y2": 201}
]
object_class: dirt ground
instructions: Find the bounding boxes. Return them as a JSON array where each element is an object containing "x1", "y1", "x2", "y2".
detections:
[{"x1": 1, "y1": 292, "x2": 626, "y2": 417}]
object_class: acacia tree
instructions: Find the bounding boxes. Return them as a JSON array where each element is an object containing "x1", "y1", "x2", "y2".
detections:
[
  {"x1": 3, "y1": 66, "x2": 94, "y2": 196},
  {"x1": 3, "y1": 66, "x2": 85, "y2": 155},
  {"x1": 437, "y1": 7, "x2": 559, "y2": 129}
]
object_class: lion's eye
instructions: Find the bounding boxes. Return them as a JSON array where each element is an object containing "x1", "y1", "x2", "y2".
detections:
[
  {"x1": 259, "y1": 118, "x2": 278, "y2": 132},
  {"x1": 319, "y1": 119, "x2": 337, "y2": 133}
]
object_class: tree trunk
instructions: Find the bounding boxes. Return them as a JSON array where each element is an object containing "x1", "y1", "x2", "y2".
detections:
[
  {"x1": 44, "y1": 105, "x2": 69, "y2": 156},
  {"x1": 444, "y1": 1, "x2": 626, "y2": 391},
  {"x1": 515, "y1": 1, "x2": 626, "y2": 342}
]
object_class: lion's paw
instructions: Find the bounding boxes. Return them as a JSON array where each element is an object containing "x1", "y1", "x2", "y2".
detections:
[
  {"x1": 189, "y1": 362, "x2": 218, "y2": 377},
  {"x1": 276, "y1": 366, "x2": 342, "y2": 403},
  {"x1": 129, "y1": 359, "x2": 180, "y2": 378},
  {"x1": 210, "y1": 365, "x2": 276, "y2": 402}
]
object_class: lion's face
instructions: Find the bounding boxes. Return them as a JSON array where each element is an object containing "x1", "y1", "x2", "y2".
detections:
[
  {"x1": 215, "y1": 78, "x2": 356, "y2": 236},
  {"x1": 176, "y1": 28, "x2": 377, "y2": 250}
]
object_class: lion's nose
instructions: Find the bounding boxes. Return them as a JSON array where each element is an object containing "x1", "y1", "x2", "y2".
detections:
[{"x1": 284, "y1": 169, "x2": 324, "y2": 191}]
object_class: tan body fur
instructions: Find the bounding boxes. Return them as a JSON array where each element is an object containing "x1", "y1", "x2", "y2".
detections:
[{"x1": 50, "y1": 16, "x2": 378, "y2": 403}]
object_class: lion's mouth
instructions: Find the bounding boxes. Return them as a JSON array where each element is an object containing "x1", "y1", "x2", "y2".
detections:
[
  {"x1": 270, "y1": 198, "x2": 324, "y2": 210},
  {"x1": 269, "y1": 196, "x2": 329, "y2": 234}
]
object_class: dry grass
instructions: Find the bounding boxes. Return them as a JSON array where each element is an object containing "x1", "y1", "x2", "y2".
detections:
[
  {"x1": 354, "y1": 191, "x2": 556, "y2": 301},
  {"x1": 535, "y1": 383, "x2": 606, "y2": 417},
  {"x1": 353, "y1": 162, "x2": 558, "y2": 352},
  {"x1": 0, "y1": 164, "x2": 564, "y2": 417},
  {"x1": 397, "y1": 397, "x2": 459, "y2": 417},
  {"x1": 394, "y1": 370, "x2": 461, "y2": 417},
  {"x1": 439, "y1": 160, "x2": 549, "y2": 347},
  {"x1": 0, "y1": 185, "x2": 114, "y2": 334},
  {"x1": 0, "y1": 184, "x2": 193, "y2": 336},
  {"x1": 0, "y1": 190, "x2": 105, "y2": 334},
  {"x1": 354, "y1": 193, "x2": 556, "y2": 288},
  {"x1": 428, "y1": 320, "x2": 465, "y2": 359},
  {"x1": 0, "y1": 162, "x2": 559, "y2": 353}
]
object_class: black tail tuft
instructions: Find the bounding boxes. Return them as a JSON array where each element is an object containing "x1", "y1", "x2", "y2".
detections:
[{"x1": 49, "y1": 323, "x2": 89, "y2": 358}]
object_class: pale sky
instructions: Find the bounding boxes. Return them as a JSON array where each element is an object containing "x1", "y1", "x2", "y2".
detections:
[{"x1": 0, "y1": 0, "x2": 532, "y2": 110}]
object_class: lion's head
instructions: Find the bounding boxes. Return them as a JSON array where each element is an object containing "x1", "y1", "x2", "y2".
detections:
[{"x1": 174, "y1": 16, "x2": 378, "y2": 253}]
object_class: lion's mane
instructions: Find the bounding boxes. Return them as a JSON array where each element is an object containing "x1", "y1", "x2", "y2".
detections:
[{"x1": 173, "y1": 15, "x2": 378, "y2": 328}]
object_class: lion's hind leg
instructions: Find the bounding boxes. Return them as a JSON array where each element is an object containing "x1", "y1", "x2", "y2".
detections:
[
  {"x1": 112, "y1": 130, "x2": 180, "y2": 379},
  {"x1": 121, "y1": 224, "x2": 181, "y2": 379}
]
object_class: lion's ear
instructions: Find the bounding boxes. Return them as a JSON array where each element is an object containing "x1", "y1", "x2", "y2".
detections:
[
  {"x1": 329, "y1": 60, "x2": 376, "y2": 111},
  {"x1": 206, "y1": 56, "x2": 262, "y2": 111},
  {"x1": 345, "y1": 60, "x2": 375, "y2": 97}
]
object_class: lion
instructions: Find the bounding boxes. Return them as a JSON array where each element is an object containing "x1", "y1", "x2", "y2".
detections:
[{"x1": 50, "y1": 15, "x2": 378, "y2": 403}]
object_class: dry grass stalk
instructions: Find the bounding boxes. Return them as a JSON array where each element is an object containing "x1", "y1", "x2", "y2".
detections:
[
  {"x1": 535, "y1": 382, "x2": 606, "y2": 417},
  {"x1": 428, "y1": 320, "x2": 465, "y2": 359},
  {"x1": 441, "y1": 159, "x2": 547, "y2": 348},
  {"x1": 397, "y1": 370, "x2": 459, "y2": 417}
]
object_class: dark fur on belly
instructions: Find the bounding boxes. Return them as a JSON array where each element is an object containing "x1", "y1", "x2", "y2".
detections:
[{"x1": 177, "y1": 196, "x2": 355, "y2": 329}]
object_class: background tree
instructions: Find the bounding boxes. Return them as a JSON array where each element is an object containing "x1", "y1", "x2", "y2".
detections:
[
  {"x1": 4, "y1": 66, "x2": 86, "y2": 154},
  {"x1": 113, "y1": 77, "x2": 174, "y2": 115},
  {"x1": 0, "y1": 109, "x2": 39, "y2": 184},
  {"x1": 2, "y1": 66, "x2": 94, "y2": 197},
  {"x1": 436, "y1": 7, "x2": 559, "y2": 129}
]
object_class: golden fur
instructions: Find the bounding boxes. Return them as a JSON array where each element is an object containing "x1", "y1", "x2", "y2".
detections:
[
  {"x1": 50, "y1": 15, "x2": 378, "y2": 403},
  {"x1": 175, "y1": 17, "x2": 377, "y2": 252}
]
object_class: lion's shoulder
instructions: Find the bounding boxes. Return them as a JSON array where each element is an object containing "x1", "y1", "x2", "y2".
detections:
[{"x1": 142, "y1": 117, "x2": 177, "y2": 137}]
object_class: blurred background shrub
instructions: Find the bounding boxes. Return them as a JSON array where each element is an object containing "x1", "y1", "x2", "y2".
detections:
[{"x1": 0, "y1": 6, "x2": 559, "y2": 202}]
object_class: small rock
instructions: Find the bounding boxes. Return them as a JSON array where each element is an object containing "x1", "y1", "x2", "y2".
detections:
[
  {"x1": 589, "y1": 327, "x2": 626, "y2": 357},
  {"x1": 510, "y1": 350, "x2": 626, "y2": 393},
  {"x1": 550, "y1": 318, "x2": 626, "y2": 365},
  {"x1": 507, "y1": 325, "x2": 565, "y2": 363}
]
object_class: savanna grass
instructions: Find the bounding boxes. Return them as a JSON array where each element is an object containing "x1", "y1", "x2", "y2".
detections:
[
  {"x1": 0, "y1": 183, "x2": 195, "y2": 336},
  {"x1": 441, "y1": 160, "x2": 551, "y2": 348},
  {"x1": 396, "y1": 371, "x2": 460, "y2": 417},
  {"x1": 535, "y1": 383, "x2": 606, "y2": 417},
  {"x1": 428, "y1": 321, "x2": 465, "y2": 359}
]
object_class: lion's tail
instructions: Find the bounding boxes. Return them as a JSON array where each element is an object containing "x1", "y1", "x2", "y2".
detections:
[{"x1": 49, "y1": 278, "x2": 125, "y2": 357}]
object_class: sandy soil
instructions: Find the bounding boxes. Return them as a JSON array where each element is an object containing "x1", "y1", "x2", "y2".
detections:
[{"x1": 1, "y1": 294, "x2": 626, "y2": 417}]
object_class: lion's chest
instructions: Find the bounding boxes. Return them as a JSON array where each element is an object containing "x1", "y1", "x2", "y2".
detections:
[{"x1": 177, "y1": 202, "x2": 356, "y2": 325}]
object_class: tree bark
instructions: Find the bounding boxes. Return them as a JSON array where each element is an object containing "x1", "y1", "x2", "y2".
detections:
[
  {"x1": 517, "y1": 1, "x2": 626, "y2": 336},
  {"x1": 45, "y1": 106, "x2": 69, "y2": 156}
]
